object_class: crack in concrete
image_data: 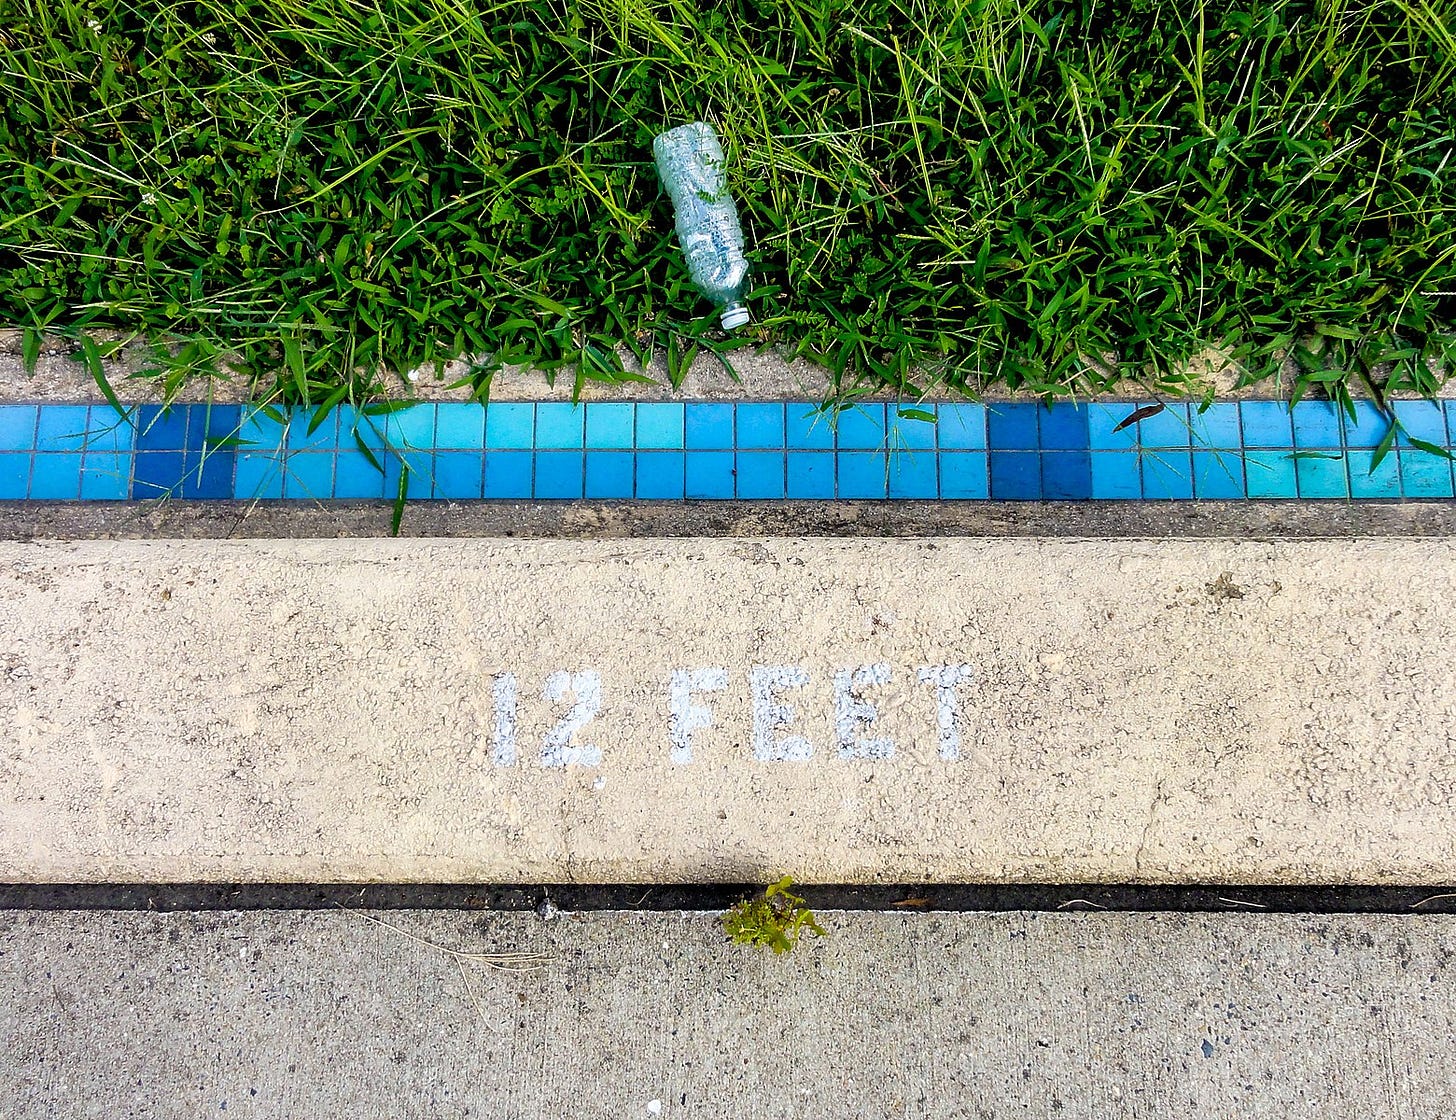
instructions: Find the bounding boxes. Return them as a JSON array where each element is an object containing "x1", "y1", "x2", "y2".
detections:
[{"x1": 1133, "y1": 779, "x2": 1168, "y2": 877}]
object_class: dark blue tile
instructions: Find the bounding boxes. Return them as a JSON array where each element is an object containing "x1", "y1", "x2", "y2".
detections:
[
  {"x1": 234, "y1": 451, "x2": 285, "y2": 499},
  {"x1": 1347, "y1": 449, "x2": 1401, "y2": 498},
  {"x1": 936, "y1": 404, "x2": 987, "y2": 450},
  {"x1": 197, "y1": 404, "x2": 242, "y2": 446},
  {"x1": 1192, "y1": 451, "x2": 1245, "y2": 498},
  {"x1": 834, "y1": 404, "x2": 886, "y2": 450},
  {"x1": 135, "y1": 405, "x2": 189, "y2": 452},
  {"x1": 1343, "y1": 401, "x2": 1391, "y2": 449},
  {"x1": 484, "y1": 403, "x2": 534, "y2": 449},
  {"x1": 637, "y1": 452, "x2": 686, "y2": 499},
  {"x1": 131, "y1": 451, "x2": 187, "y2": 497},
  {"x1": 1400, "y1": 450, "x2": 1455, "y2": 497},
  {"x1": 584, "y1": 451, "x2": 634, "y2": 498},
  {"x1": 987, "y1": 404, "x2": 1040, "y2": 450},
  {"x1": 0, "y1": 405, "x2": 38, "y2": 451},
  {"x1": 1137, "y1": 404, "x2": 1191, "y2": 448},
  {"x1": 35, "y1": 405, "x2": 91, "y2": 452},
  {"x1": 333, "y1": 450, "x2": 387, "y2": 499},
  {"x1": 534, "y1": 451, "x2": 584, "y2": 498},
  {"x1": 584, "y1": 403, "x2": 634, "y2": 449},
  {"x1": 1244, "y1": 451, "x2": 1297, "y2": 498},
  {"x1": 1290, "y1": 403, "x2": 1344, "y2": 449},
  {"x1": 80, "y1": 452, "x2": 130, "y2": 499},
  {"x1": 283, "y1": 453, "x2": 335, "y2": 498},
  {"x1": 1295, "y1": 454, "x2": 1349, "y2": 499},
  {"x1": 0, "y1": 453, "x2": 29, "y2": 498},
  {"x1": 635, "y1": 404, "x2": 685, "y2": 449},
  {"x1": 988, "y1": 451, "x2": 1040, "y2": 498},
  {"x1": 736, "y1": 403, "x2": 785, "y2": 450},
  {"x1": 535, "y1": 403, "x2": 584, "y2": 449},
  {"x1": 29, "y1": 453, "x2": 82, "y2": 499},
  {"x1": 1393, "y1": 400, "x2": 1449, "y2": 446},
  {"x1": 1240, "y1": 402, "x2": 1294, "y2": 448},
  {"x1": 940, "y1": 452, "x2": 988, "y2": 498},
  {"x1": 687, "y1": 404, "x2": 735, "y2": 449},
  {"x1": 685, "y1": 451, "x2": 733, "y2": 498},
  {"x1": 1141, "y1": 452, "x2": 1194, "y2": 499},
  {"x1": 888, "y1": 408, "x2": 937, "y2": 450},
  {"x1": 1041, "y1": 451, "x2": 1092, "y2": 499},
  {"x1": 786, "y1": 452, "x2": 835, "y2": 497},
  {"x1": 736, "y1": 452, "x2": 786, "y2": 499},
  {"x1": 1090, "y1": 452, "x2": 1141, "y2": 498},
  {"x1": 185, "y1": 449, "x2": 235, "y2": 499},
  {"x1": 484, "y1": 451, "x2": 533, "y2": 498},
  {"x1": 435, "y1": 404, "x2": 487, "y2": 450},
  {"x1": 288, "y1": 407, "x2": 338, "y2": 451},
  {"x1": 435, "y1": 452, "x2": 485, "y2": 498},
  {"x1": 887, "y1": 450, "x2": 938, "y2": 498},
  {"x1": 1039, "y1": 404, "x2": 1090, "y2": 451},
  {"x1": 786, "y1": 404, "x2": 834, "y2": 449},
  {"x1": 838, "y1": 451, "x2": 888, "y2": 498}
]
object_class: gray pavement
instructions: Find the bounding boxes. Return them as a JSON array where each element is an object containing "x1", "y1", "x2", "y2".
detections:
[{"x1": 2, "y1": 908, "x2": 1453, "y2": 1119}]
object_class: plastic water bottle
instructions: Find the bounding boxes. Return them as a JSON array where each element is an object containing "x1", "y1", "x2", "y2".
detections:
[{"x1": 653, "y1": 121, "x2": 751, "y2": 331}]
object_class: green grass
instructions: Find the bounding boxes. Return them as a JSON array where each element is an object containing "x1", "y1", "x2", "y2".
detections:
[{"x1": 1, "y1": 0, "x2": 1454, "y2": 408}]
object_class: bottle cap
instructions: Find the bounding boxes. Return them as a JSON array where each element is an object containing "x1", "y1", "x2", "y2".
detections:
[{"x1": 721, "y1": 305, "x2": 751, "y2": 331}]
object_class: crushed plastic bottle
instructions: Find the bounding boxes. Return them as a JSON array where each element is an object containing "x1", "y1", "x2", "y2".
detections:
[{"x1": 653, "y1": 121, "x2": 751, "y2": 331}]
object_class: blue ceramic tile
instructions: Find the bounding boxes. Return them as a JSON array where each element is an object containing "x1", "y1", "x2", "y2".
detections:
[
  {"x1": 584, "y1": 451, "x2": 634, "y2": 498},
  {"x1": 435, "y1": 404, "x2": 487, "y2": 450},
  {"x1": 1343, "y1": 401, "x2": 1391, "y2": 449},
  {"x1": 29, "y1": 453, "x2": 82, "y2": 499},
  {"x1": 737, "y1": 451, "x2": 786, "y2": 498},
  {"x1": 1041, "y1": 451, "x2": 1092, "y2": 499},
  {"x1": 1240, "y1": 402, "x2": 1293, "y2": 447},
  {"x1": 1399, "y1": 450, "x2": 1455, "y2": 497},
  {"x1": 787, "y1": 452, "x2": 835, "y2": 497},
  {"x1": 1447, "y1": 401, "x2": 1456, "y2": 443},
  {"x1": 0, "y1": 405, "x2": 38, "y2": 451},
  {"x1": 80, "y1": 453, "x2": 130, "y2": 499},
  {"x1": 935, "y1": 404, "x2": 987, "y2": 450},
  {"x1": 687, "y1": 404, "x2": 735, "y2": 449},
  {"x1": 1087, "y1": 404, "x2": 1140, "y2": 451},
  {"x1": 383, "y1": 450, "x2": 434, "y2": 498},
  {"x1": 135, "y1": 405, "x2": 189, "y2": 451},
  {"x1": 1243, "y1": 451, "x2": 1297, "y2": 498},
  {"x1": 0, "y1": 453, "x2": 29, "y2": 498},
  {"x1": 282, "y1": 453, "x2": 335, "y2": 498},
  {"x1": 287, "y1": 407, "x2": 338, "y2": 451},
  {"x1": 887, "y1": 450, "x2": 938, "y2": 498},
  {"x1": 131, "y1": 451, "x2": 187, "y2": 497},
  {"x1": 240, "y1": 406, "x2": 288, "y2": 450},
  {"x1": 1038, "y1": 404, "x2": 1090, "y2": 451},
  {"x1": 234, "y1": 452, "x2": 285, "y2": 499},
  {"x1": 786, "y1": 404, "x2": 834, "y2": 449},
  {"x1": 183, "y1": 449, "x2": 235, "y2": 499},
  {"x1": 1090, "y1": 452, "x2": 1141, "y2": 498},
  {"x1": 1189, "y1": 403, "x2": 1243, "y2": 448},
  {"x1": 888, "y1": 410, "x2": 937, "y2": 450},
  {"x1": 484, "y1": 451, "x2": 533, "y2": 498},
  {"x1": 1192, "y1": 450, "x2": 1245, "y2": 498},
  {"x1": 585, "y1": 403, "x2": 634, "y2": 449},
  {"x1": 987, "y1": 404, "x2": 1039, "y2": 450},
  {"x1": 838, "y1": 451, "x2": 888, "y2": 498},
  {"x1": 78, "y1": 410, "x2": 132, "y2": 455},
  {"x1": 939, "y1": 452, "x2": 988, "y2": 498},
  {"x1": 988, "y1": 451, "x2": 1040, "y2": 499},
  {"x1": 635, "y1": 404, "x2": 685, "y2": 449},
  {"x1": 337, "y1": 405, "x2": 388, "y2": 452},
  {"x1": 1141, "y1": 452, "x2": 1194, "y2": 499},
  {"x1": 485, "y1": 403, "x2": 534, "y2": 449},
  {"x1": 1347, "y1": 450, "x2": 1401, "y2": 498},
  {"x1": 1392, "y1": 400, "x2": 1448, "y2": 446},
  {"x1": 534, "y1": 451, "x2": 584, "y2": 498},
  {"x1": 35, "y1": 405, "x2": 92, "y2": 452},
  {"x1": 685, "y1": 451, "x2": 733, "y2": 498},
  {"x1": 535, "y1": 403, "x2": 584, "y2": 449},
  {"x1": 333, "y1": 450, "x2": 387, "y2": 499},
  {"x1": 1137, "y1": 404, "x2": 1191, "y2": 449},
  {"x1": 637, "y1": 452, "x2": 685, "y2": 499},
  {"x1": 435, "y1": 452, "x2": 485, "y2": 499},
  {"x1": 1290, "y1": 403, "x2": 1344, "y2": 449},
  {"x1": 383, "y1": 404, "x2": 437, "y2": 449},
  {"x1": 197, "y1": 404, "x2": 242, "y2": 446},
  {"x1": 834, "y1": 404, "x2": 886, "y2": 450},
  {"x1": 1295, "y1": 454, "x2": 1349, "y2": 498},
  {"x1": 736, "y1": 403, "x2": 785, "y2": 449}
]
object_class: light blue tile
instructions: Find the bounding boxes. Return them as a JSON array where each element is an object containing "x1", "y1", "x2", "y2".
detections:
[
  {"x1": 685, "y1": 451, "x2": 733, "y2": 498},
  {"x1": 383, "y1": 404, "x2": 436, "y2": 449},
  {"x1": 736, "y1": 403, "x2": 785, "y2": 450},
  {"x1": 1399, "y1": 450, "x2": 1455, "y2": 497},
  {"x1": 1295, "y1": 454, "x2": 1349, "y2": 498},
  {"x1": 940, "y1": 452, "x2": 988, "y2": 498},
  {"x1": 1241, "y1": 402, "x2": 1294, "y2": 448},
  {"x1": 0, "y1": 405, "x2": 38, "y2": 451},
  {"x1": 383, "y1": 450, "x2": 433, "y2": 497},
  {"x1": 1343, "y1": 401, "x2": 1392, "y2": 449},
  {"x1": 484, "y1": 451, "x2": 533, "y2": 498},
  {"x1": 35, "y1": 405, "x2": 92, "y2": 452},
  {"x1": 585, "y1": 404, "x2": 634, "y2": 449},
  {"x1": 1446, "y1": 401, "x2": 1456, "y2": 444},
  {"x1": 887, "y1": 449, "x2": 938, "y2": 498},
  {"x1": 485, "y1": 403, "x2": 534, "y2": 449},
  {"x1": 29, "y1": 453, "x2": 82, "y2": 499},
  {"x1": 687, "y1": 404, "x2": 735, "y2": 449},
  {"x1": 1347, "y1": 449, "x2": 1401, "y2": 498},
  {"x1": 838, "y1": 451, "x2": 888, "y2": 498},
  {"x1": 1087, "y1": 403, "x2": 1140, "y2": 451},
  {"x1": 637, "y1": 451, "x2": 685, "y2": 498},
  {"x1": 286, "y1": 407, "x2": 338, "y2": 451},
  {"x1": 333, "y1": 450, "x2": 387, "y2": 499},
  {"x1": 283, "y1": 453, "x2": 335, "y2": 498},
  {"x1": 1290, "y1": 402, "x2": 1344, "y2": 449},
  {"x1": 435, "y1": 452, "x2": 485, "y2": 499},
  {"x1": 534, "y1": 451, "x2": 583, "y2": 498},
  {"x1": 1192, "y1": 450, "x2": 1245, "y2": 498},
  {"x1": 1244, "y1": 450, "x2": 1297, "y2": 498},
  {"x1": 1189, "y1": 403, "x2": 1242, "y2": 449},
  {"x1": 239, "y1": 406, "x2": 288, "y2": 451},
  {"x1": 1090, "y1": 452, "x2": 1141, "y2": 498},
  {"x1": 1141, "y1": 451, "x2": 1194, "y2": 499},
  {"x1": 535, "y1": 403, "x2": 585, "y2": 449},
  {"x1": 0, "y1": 453, "x2": 31, "y2": 498},
  {"x1": 584, "y1": 451, "x2": 634, "y2": 498},
  {"x1": 736, "y1": 451, "x2": 786, "y2": 498},
  {"x1": 786, "y1": 452, "x2": 835, "y2": 497},
  {"x1": 636, "y1": 404, "x2": 685, "y2": 449},
  {"x1": 80, "y1": 452, "x2": 131, "y2": 499},
  {"x1": 1393, "y1": 400, "x2": 1449, "y2": 446},
  {"x1": 834, "y1": 404, "x2": 886, "y2": 450},
  {"x1": 889, "y1": 408, "x2": 937, "y2": 450},
  {"x1": 234, "y1": 451, "x2": 286, "y2": 499},
  {"x1": 786, "y1": 404, "x2": 835, "y2": 449},
  {"x1": 936, "y1": 404, "x2": 987, "y2": 450},
  {"x1": 337, "y1": 405, "x2": 388, "y2": 451},
  {"x1": 1136, "y1": 404, "x2": 1191, "y2": 448},
  {"x1": 435, "y1": 404, "x2": 487, "y2": 450}
]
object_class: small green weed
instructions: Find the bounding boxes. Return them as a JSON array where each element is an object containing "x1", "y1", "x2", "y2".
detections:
[{"x1": 722, "y1": 876, "x2": 827, "y2": 955}]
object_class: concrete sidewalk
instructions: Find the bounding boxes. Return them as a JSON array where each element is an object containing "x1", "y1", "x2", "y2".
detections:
[
  {"x1": 2, "y1": 536, "x2": 1454, "y2": 884},
  {"x1": 2, "y1": 908, "x2": 1453, "y2": 1119}
]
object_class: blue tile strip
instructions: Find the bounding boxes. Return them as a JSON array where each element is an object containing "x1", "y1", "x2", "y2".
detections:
[{"x1": 0, "y1": 399, "x2": 1453, "y2": 501}]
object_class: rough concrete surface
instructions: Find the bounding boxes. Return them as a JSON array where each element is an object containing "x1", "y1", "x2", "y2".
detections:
[
  {"x1": 2, "y1": 537, "x2": 1454, "y2": 884},
  {"x1": 2, "y1": 909, "x2": 1454, "y2": 1119}
]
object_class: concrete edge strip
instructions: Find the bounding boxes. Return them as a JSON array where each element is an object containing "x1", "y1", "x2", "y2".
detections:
[
  {"x1": 3, "y1": 883, "x2": 1455, "y2": 914},
  {"x1": 3, "y1": 499, "x2": 1454, "y2": 539}
]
